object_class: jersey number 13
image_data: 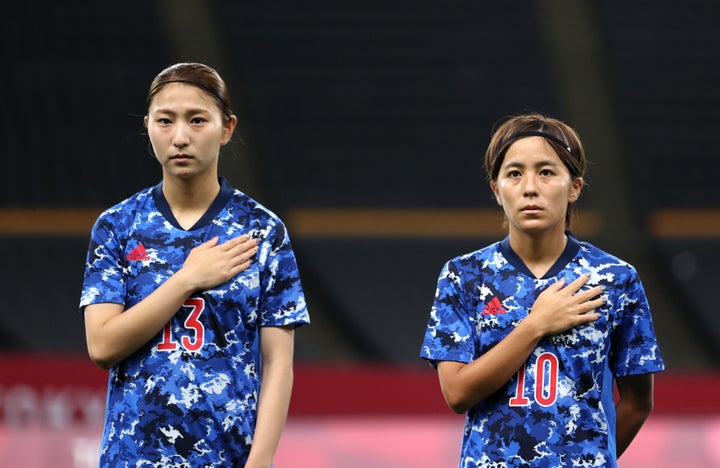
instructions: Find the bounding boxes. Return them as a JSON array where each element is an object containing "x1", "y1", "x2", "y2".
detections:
[{"x1": 157, "y1": 298, "x2": 206, "y2": 352}]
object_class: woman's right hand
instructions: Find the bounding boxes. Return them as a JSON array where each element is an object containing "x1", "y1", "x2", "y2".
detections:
[
  {"x1": 527, "y1": 274, "x2": 604, "y2": 337},
  {"x1": 178, "y1": 234, "x2": 259, "y2": 291}
]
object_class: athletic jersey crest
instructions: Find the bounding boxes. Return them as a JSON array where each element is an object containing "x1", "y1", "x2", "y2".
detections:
[
  {"x1": 420, "y1": 235, "x2": 664, "y2": 468},
  {"x1": 80, "y1": 178, "x2": 310, "y2": 467}
]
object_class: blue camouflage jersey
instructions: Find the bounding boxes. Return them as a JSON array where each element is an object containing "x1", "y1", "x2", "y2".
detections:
[
  {"x1": 80, "y1": 177, "x2": 310, "y2": 467},
  {"x1": 420, "y1": 234, "x2": 664, "y2": 468}
]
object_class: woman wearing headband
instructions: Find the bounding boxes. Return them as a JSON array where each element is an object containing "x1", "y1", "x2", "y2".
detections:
[
  {"x1": 420, "y1": 112, "x2": 663, "y2": 467},
  {"x1": 80, "y1": 62, "x2": 310, "y2": 467}
]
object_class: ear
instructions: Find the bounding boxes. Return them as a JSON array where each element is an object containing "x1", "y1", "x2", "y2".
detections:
[
  {"x1": 144, "y1": 115, "x2": 149, "y2": 128},
  {"x1": 490, "y1": 180, "x2": 502, "y2": 206},
  {"x1": 221, "y1": 115, "x2": 238, "y2": 145},
  {"x1": 569, "y1": 177, "x2": 584, "y2": 203}
]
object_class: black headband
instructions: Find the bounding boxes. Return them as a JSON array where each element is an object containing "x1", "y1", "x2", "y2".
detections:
[{"x1": 498, "y1": 130, "x2": 575, "y2": 159}]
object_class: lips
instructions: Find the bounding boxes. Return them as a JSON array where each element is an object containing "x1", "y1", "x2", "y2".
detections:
[
  {"x1": 170, "y1": 154, "x2": 193, "y2": 162},
  {"x1": 521, "y1": 205, "x2": 543, "y2": 214}
]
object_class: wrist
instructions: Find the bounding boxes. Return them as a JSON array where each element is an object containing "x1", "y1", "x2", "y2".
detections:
[
  {"x1": 244, "y1": 455, "x2": 273, "y2": 468},
  {"x1": 519, "y1": 313, "x2": 546, "y2": 340},
  {"x1": 169, "y1": 268, "x2": 200, "y2": 296}
]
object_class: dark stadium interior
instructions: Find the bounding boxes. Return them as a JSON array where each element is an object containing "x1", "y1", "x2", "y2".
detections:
[{"x1": 1, "y1": 0, "x2": 719, "y2": 369}]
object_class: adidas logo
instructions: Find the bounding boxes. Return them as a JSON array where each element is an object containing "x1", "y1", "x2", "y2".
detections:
[
  {"x1": 481, "y1": 297, "x2": 507, "y2": 316},
  {"x1": 126, "y1": 244, "x2": 151, "y2": 261}
]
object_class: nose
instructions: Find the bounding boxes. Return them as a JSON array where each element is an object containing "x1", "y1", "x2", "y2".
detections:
[
  {"x1": 172, "y1": 123, "x2": 190, "y2": 149},
  {"x1": 522, "y1": 173, "x2": 538, "y2": 196}
]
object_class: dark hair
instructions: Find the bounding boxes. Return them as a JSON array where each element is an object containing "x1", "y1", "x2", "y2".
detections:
[
  {"x1": 485, "y1": 112, "x2": 587, "y2": 229},
  {"x1": 146, "y1": 62, "x2": 233, "y2": 123}
]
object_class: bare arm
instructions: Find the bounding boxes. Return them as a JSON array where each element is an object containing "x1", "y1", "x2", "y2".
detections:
[
  {"x1": 84, "y1": 235, "x2": 257, "y2": 369},
  {"x1": 615, "y1": 373, "x2": 654, "y2": 458},
  {"x1": 244, "y1": 325, "x2": 295, "y2": 468},
  {"x1": 438, "y1": 275, "x2": 604, "y2": 413}
]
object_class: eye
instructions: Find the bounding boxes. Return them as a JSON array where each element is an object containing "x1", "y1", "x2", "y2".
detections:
[
  {"x1": 507, "y1": 170, "x2": 522, "y2": 178},
  {"x1": 539, "y1": 168, "x2": 555, "y2": 176},
  {"x1": 156, "y1": 118, "x2": 172, "y2": 125},
  {"x1": 190, "y1": 116, "x2": 207, "y2": 125}
]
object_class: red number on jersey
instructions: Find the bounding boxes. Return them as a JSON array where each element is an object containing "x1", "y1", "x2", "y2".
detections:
[
  {"x1": 509, "y1": 352, "x2": 559, "y2": 407},
  {"x1": 157, "y1": 298, "x2": 206, "y2": 352},
  {"x1": 534, "y1": 353, "x2": 559, "y2": 406},
  {"x1": 509, "y1": 364, "x2": 531, "y2": 406},
  {"x1": 157, "y1": 322, "x2": 178, "y2": 351},
  {"x1": 181, "y1": 298, "x2": 205, "y2": 352}
]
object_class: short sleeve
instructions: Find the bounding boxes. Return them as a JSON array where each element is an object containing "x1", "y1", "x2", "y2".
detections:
[
  {"x1": 79, "y1": 213, "x2": 127, "y2": 314},
  {"x1": 609, "y1": 268, "x2": 665, "y2": 376},
  {"x1": 420, "y1": 260, "x2": 476, "y2": 367},
  {"x1": 257, "y1": 221, "x2": 310, "y2": 328}
]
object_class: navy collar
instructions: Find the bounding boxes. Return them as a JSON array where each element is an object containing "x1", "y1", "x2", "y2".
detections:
[
  {"x1": 152, "y1": 177, "x2": 234, "y2": 231},
  {"x1": 499, "y1": 232, "x2": 581, "y2": 279}
]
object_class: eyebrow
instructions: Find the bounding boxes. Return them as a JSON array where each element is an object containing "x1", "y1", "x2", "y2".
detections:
[
  {"x1": 151, "y1": 106, "x2": 212, "y2": 116},
  {"x1": 502, "y1": 159, "x2": 561, "y2": 170}
]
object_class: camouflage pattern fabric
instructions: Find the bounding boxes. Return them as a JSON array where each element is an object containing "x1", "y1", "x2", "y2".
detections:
[
  {"x1": 81, "y1": 178, "x2": 310, "y2": 467},
  {"x1": 420, "y1": 234, "x2": 664, "y2": 468}
]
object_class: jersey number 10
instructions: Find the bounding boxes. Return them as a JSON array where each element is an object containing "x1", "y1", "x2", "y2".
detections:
[
  {"x1": 157, "y1": 298, "x2": 206, "y2": 352},
  {"x1": 509, "y1": 352, "x2": 559, "y2": 407}
]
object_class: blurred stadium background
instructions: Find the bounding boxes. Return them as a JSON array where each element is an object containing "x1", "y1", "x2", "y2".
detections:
[{"x1": 1, "y1": 1, "x2": 719, "y2": 466}]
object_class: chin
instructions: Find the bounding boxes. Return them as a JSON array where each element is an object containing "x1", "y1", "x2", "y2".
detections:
[
  {"x1": 511, "y1": 218, "x2": 543, "y2": 229},
  {"x1": 513, "y1": 222, "x2": 564, "y2": 235},
  {"x1": 163, "y1": 169, "x2": 197, "y2": 180}
]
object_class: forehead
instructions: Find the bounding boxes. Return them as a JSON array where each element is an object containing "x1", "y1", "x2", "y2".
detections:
[
  {"x1": 502, "y1": 136, "x2": 564, "y2": 166},
  {"x1": 148, "y1": 82, "x2": 218, "y2": 113}
]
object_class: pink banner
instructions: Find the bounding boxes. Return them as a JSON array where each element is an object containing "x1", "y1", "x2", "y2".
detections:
[
  {"x1": 0, "y1": 415, "x2": 718, "y2": 467},
  {"x1": 1, "y1": 355, "x2": 718, "y2": 467}
]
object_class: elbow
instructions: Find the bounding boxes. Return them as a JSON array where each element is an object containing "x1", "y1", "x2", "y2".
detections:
[
  {"x1": 437, "y1": 362, "x2": 482, "y2": 414},
  {"x1": 88, "y1": 354, "x2": 116, "y2": 371},
  {"x1": 91, "y1": 358, "x2": 115, "y2": 371},
  {"x1": 617, "y1": 394, "x2": 654, "y2": 428},
  {"x1": 630, "y1": 393, "x2": 655, "y2": 419},
  {"x1": 640, "y1": 397, "x2": 654, "y2": 418},
  {"x1": 87, "y1": 343, "x2": 119, "y2": 370},
  {"x1": 448, "y1": 401, "x2": 471, "y2": 415},
  {"x1": 441, "y1": 387, "x2": 475, "y2": 414}
]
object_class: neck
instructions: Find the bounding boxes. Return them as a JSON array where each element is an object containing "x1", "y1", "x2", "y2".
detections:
[
  {"x1": 161, "y1": 171, "x2": 221, "y2": 211},
  {"x1": 508, "y1": 227, "x2": 567, "y2": 277}
]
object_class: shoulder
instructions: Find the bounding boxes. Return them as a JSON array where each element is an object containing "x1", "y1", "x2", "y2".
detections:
[
  {"x1": 96, "y1": 186, "x2": 156, "y2": 222},
  {"x1": 576, "y1": 240, "x2": 641, "y2": 281},
  {"x1": 91, "y1": 186, "x2": 156, "y2": 234},
  {"x1": 229, "y1": 189, "x2": 282, "y2": 222},
  {"x1": 577, "y1": 240, "x2": 631, "y2": 267},
  {"x1": 445, "y1": 241, "x2": 504, "y2": 271},
  {"x1": 226, "y1": 189, "x2": 291, "y2": 243},
  {"x1": 438, "y1": 241, "x2": 506, "y2": 288}
]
